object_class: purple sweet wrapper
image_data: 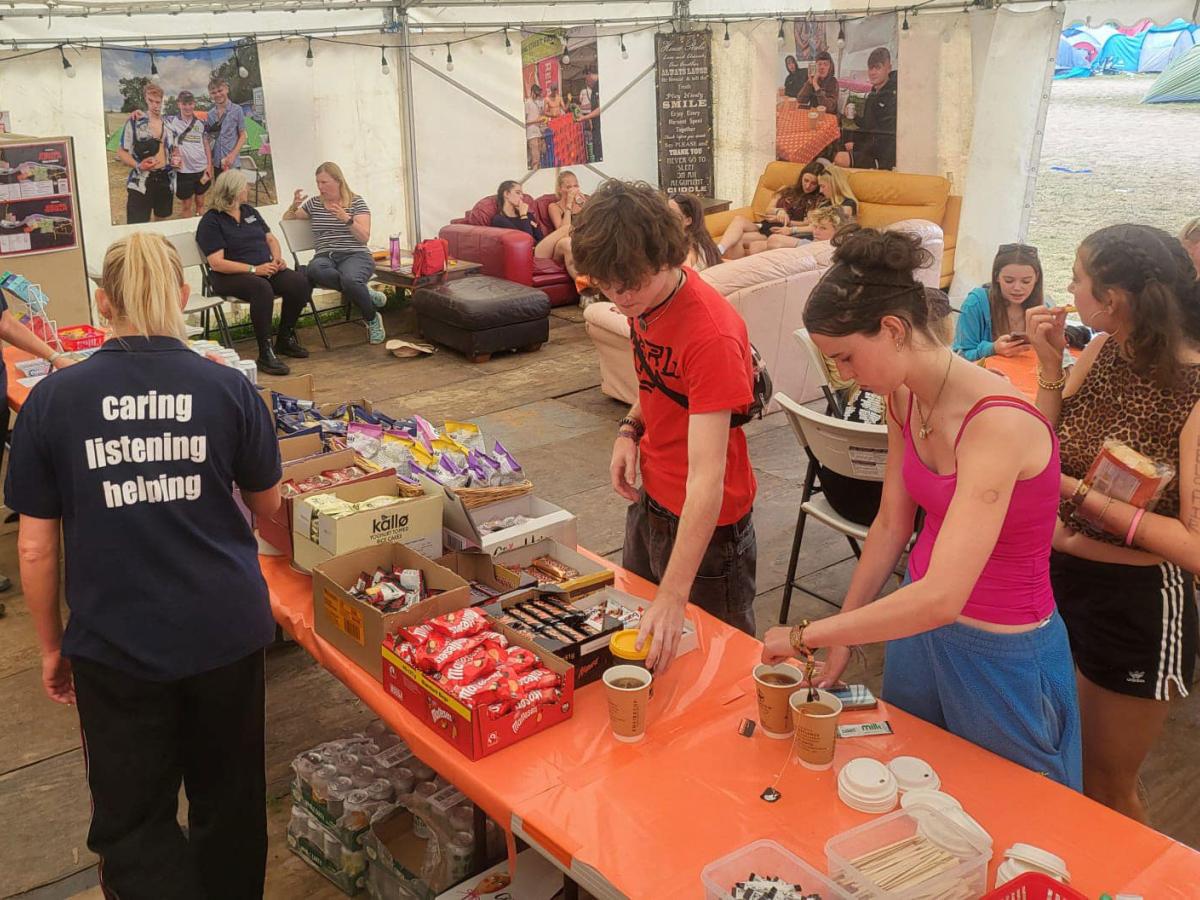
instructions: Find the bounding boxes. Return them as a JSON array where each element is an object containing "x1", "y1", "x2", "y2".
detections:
[
  {"x1": 408, "y1": 461, "x2": 444, "y2": 484},
  {"x1": 492, "y1": 441, "x2": 524, "y2": 485},
  {"x1": 466, "y1": 459, "x2": 489, "y2": 486},
  {"x1": 348, "y1": 421, "x2": 384, "y2": 440},
  {"x1": 413, "y1": 415, "x2": 440, "y2": 450}
]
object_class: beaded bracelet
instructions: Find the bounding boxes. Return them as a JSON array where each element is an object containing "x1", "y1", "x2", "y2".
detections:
[{"x1": 1037, "y1": 367, "x2": 1068, "y2": 391}]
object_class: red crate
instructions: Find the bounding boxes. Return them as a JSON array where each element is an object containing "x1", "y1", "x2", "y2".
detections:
[
  {"x1": 57, "y1": 324, "x2": 107, "y2": 351},
  {"x1": 981, "y1": 872, "x2": 1088, "y2": 900}
]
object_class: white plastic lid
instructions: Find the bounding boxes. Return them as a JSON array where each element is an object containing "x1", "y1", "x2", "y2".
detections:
[
  {"x1": 839, "y1": 758, "x2": 895, "y2": 800},
  {"x1": 899, "y1": 789, "x2": 962, "y2": 813},
  {"x1": 1005, "y1": 843, "x2": 1070, "y2": 881},
  {"x1": 888, "y1": 756, "x2": 939, "y2": 792}
]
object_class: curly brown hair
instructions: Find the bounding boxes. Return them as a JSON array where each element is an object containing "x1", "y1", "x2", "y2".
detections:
[{"x1": 570, "y1": 180, "x2": 688, "y2": 291}]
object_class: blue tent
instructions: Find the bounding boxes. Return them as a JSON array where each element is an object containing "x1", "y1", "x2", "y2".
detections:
[{"x1": 1092, "y1": 19, "x2": 1198, "y2": 74}]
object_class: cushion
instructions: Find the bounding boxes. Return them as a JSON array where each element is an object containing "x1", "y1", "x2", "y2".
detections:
[
  {"x1": 531, "y1": 257, "x2": 572, "y2": 288},
  {"x1": 701, "y1": 244, "x2": 833, "y2": 297},
  {"x1": 848, "y1": 171, "x2": 949, "y2": 228},
  {"x1": 464, "y1": 192, "x2": 544, "y2": 229},
  {"x1": 412, "y1": 275, "x2": 550, "y2": 329}
]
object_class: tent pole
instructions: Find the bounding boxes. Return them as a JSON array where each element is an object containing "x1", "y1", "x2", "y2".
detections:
[
  {"x1": 410, "y1": 56, "x2": 525, "y2": 128},
  {"x1": 397, "y1": 11, "x2": 423, "y2": 242}
]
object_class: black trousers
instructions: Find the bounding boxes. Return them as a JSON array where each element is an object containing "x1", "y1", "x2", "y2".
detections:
[
  {"x1": 207, "y1": 268, "x2": 309, "y2": 345},
  {"x1": 622, "y1": 491, "x2": 757, "y2": 636},
  {"x1": 73, "y1": 651, "x2": 267, "y2": 900}
]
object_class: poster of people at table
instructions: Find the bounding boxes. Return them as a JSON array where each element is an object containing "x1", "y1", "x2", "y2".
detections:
[
  {"x1": 776, "y1": 14, "x2": 898, "y2": 171},
  {"x1": 0, "y1": 140, "x2": 78, "y2": 257},
  {"x1": 521, "y1": 29, "x2": 604, "y2": 171},
  {"x1": 100, "y1": 40, "x2": 276, "y2": 226}
]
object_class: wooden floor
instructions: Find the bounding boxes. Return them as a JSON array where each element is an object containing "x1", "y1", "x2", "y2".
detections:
[{"x1": 2, "y1": 305, "x2": 1197, "y2": 898}]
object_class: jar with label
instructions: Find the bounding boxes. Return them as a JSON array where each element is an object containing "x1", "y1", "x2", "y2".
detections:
[
  {"x1": 327, "y1": 777, "x2": 353, "y2": 818},
  {"x1": 342, "y1": 789, "x2": 373, "y2": 831},
  {"x1": 310, "y1": 764, "x2": 339, "y2": 806},
  {"x1": 351, "y1": 765, "x2": 377, "y2": 790},
  {"x1": 366, "y1": 778, "x2": 394, "y2": 805},
  {"x1": 409, "y1": 781, "x2": 439, "y2": 839},
  {"x1": 334, "y1": 752, "x2": 361, "y2": 777},
  {"x1": 388, "y1": 766, "x2": 416, "y2": 799},
  {"x1": 323, "y1": 832, "x2": 344, "y2": 868},
  {"x1": 446, "y1": 831, "x2": 475, "y2": 883},
  {"x1": 448, "y1": 804, "x2": 474, "y2": 838}
]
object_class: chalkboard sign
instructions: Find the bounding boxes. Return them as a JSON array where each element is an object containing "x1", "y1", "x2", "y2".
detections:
[{"x1": 655, "y1": 31, "x2": 714, "y2": 197}]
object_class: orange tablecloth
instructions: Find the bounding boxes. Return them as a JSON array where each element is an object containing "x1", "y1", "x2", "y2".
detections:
[
  {"x1": 775, "y1": 108, "x2": 840, "y2": 164},
  {"x1": 980, "y1": 349, "x2": 1041, "y2": 398}
]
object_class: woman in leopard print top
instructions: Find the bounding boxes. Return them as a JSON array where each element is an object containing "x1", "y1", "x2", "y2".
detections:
[{"x1": 1028, "y1": 224, "x2": 1200, "y2": 825}]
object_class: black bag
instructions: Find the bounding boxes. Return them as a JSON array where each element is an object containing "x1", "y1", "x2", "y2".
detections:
[{"x1": 632, "y1": 336, "x2": 772, "y2": 428}]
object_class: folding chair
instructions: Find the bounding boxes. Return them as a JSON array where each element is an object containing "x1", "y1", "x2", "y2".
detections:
[
  {"x1": 278, "y1": 217, "x2": 357, "y2": 327},
  {"x1": 166, "y1": 233, "x2": 234, "y2": 348},
  {"x1": 776, "y1": 391, "x2": 898, "y2": 624},
  {"x1": 188, "y1": 228, "x2": 332, "y2": 351},
  {"x1": 794, "y1": 327, "x2": 845, "y2": 417},
  {"x1": 238, "y1": 155, "x2": 275, "y2": 206}
]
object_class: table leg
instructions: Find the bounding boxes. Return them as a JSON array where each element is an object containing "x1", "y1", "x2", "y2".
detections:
[{"x1": 562, "y1": 875, "x2": 581, "y2": 900}]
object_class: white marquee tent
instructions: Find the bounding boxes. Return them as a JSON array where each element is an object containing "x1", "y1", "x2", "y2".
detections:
[{"x1": 1, "y1": 0, "x2": 1196, "y2": 302}]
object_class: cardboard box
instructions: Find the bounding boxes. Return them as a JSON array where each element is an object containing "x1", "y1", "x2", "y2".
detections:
[
  {"x1": 292, "y1": 480, "x2": 443, "y2": 574},
  {"x1": 257, "y1": 372, "x2": 316, "y2": 418},
  {"x1": 312, "y1": 544, "x2": 471, "y2": 680},
  {"x1": 435, "y1": 549, "x2": 537, "y2": 604},
  {"x1": 572, "y1": 586, "x2": 699, "y2": 663},
  {"x1": 279, "y1": 429, "x2": 326, "y2": 463},
  {"x1": 362, "y1": 806, "x2": 436, "y2": 900},
  {"x1": 440, "y1": 490, "x2": 577, "y2": 556},
  {"x1": 257, "y1": 449, "x2": 393, "y2": 557},
  {"x1": 381, "y1": 600, "x2": 575, "y2": 760},
  {"x1": 434, "y1": 848, "x2": 564, "y2": 900},
  {"x1": 491, "y1": 539, "x2": 615, "y2": 601}
]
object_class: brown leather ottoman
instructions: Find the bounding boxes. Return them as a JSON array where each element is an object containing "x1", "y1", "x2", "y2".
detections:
[{"x1": 411, "y1": 276, "x2": 551, "y2": 363}]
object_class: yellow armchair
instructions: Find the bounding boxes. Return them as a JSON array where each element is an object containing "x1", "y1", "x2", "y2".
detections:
[{"x1": 706, "y1": 162, "x2": 961, "y2": 288}]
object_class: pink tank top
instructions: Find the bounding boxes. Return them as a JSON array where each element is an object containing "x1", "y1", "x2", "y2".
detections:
[{"x1": 896, "y1": 395, "x2": 1058, "y2": 625}]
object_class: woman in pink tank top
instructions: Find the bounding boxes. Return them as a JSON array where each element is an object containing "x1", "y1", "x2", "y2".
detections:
[{"x1": 762, "y1": 228, "x2": 1081, "y2": 788}]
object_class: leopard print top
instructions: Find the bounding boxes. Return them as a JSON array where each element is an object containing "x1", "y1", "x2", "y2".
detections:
[{"x1": 1059, "y1": 338, "x2": 1200, "y2": 544}]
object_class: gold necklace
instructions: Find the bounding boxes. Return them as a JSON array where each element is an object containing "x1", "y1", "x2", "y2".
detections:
[{"x1": 915, "y1": 352, "x2": 954, "y2": 440}]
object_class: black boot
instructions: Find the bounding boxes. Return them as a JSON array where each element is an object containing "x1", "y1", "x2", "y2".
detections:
[
  {"x1": 257, "y1": 338, "x2": 290, "y2": 376},
  {"x1": 275, "y1": 328, "x2": 309, "y2": 359}
]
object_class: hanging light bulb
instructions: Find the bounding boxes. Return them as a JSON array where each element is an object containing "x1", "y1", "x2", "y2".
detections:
[
  {"x1": 234, "y1": 46, "x2": 249, "y2": 79},
  {"x1": 902, "y1": 10, "x2": 910, "y2": 32},
  {"x1": 504, "y1": 28, "x2": 512, "y2": 55},
  {"x1": 305, "y1": 36, "x2": 314, "y2": 66},
  {"x1": 722, "y1": 21, "x2": 730, "y2": 49},
  {"x1": 60, "y1": 46, "x2": 76, "y2": 78},
  {"x1": 619, "y1": 34, "x2": 627, "y2": 59},
  {"x1": 149, "y1": 51, "x2": 158, "y2": 77},
  {"x1": 381, "y1": 46, "x2": 390, "y2": 75},
  {"x1": 562, "y1": 47, "x2": 570, "y2": 65},
  {"x1": 445, "y1": 44, "x2": 454, "y2": 72},
  {"x1": 777, "y1": 18, "x2": 785, "y2": 47},
  {"x1": 837, "y1": 20, "x2": 846, "y2": 48}
]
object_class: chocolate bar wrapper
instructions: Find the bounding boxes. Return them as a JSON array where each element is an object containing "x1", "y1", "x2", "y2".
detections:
[{"x1": 531, "y1": 556, "x2": 580, "y2": 581}]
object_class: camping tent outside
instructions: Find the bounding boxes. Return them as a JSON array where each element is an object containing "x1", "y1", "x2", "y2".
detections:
[
  {"x1": 1091, "y1": 19, "x2": 1198, "y2": 73},
  {"x1": 1144, "y1": 43, "x2": 1200, "y2": 101}
]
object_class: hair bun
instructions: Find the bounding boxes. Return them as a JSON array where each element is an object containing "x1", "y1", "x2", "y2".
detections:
[{"x1": 832, "y1": 227, "x2": 933, "y2": 274}]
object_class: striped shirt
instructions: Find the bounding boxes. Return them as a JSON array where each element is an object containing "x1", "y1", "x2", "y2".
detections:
[{"x1": 303, "y1": 195, "x2": 371, "y2": 254}]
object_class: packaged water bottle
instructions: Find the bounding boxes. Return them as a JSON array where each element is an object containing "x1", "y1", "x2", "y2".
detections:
[{"x1": 389, "y1": 234, "x2": 401, "y2": 270}]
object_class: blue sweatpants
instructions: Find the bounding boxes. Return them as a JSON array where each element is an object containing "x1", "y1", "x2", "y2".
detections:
[{"x1": 883, "y1": 582, "x2": 1082, "y2": 791}]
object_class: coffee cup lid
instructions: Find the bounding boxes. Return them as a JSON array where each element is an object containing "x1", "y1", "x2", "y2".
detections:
[
  {"x1": 1005, "y1": 843, "x2": 1069, "y2": 879},
  {"x1": 610, "y1": 629, "x2": 649, "y2": 661},
  {"x1": 839, "y1": 758, "x2": 895, "y2": 800},
  {"x1": 899, "y1": 789, "x2": 962, "y2": 813},
  {"x1": 888, "y1": 756, "x2": 939, "y2": 792}
]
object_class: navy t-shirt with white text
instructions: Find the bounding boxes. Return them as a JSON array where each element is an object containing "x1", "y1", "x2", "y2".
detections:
[{"x1": 5, "y1": 336, "x2": 281, "y2": 680}]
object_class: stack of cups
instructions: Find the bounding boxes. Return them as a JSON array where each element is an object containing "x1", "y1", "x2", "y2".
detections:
[
  {"x1": 789, "y1": 688, "x2": 844, "y2": 770},
  {"x1": 602, "y1": 664, "x2": 653, "y2": 742},
  {"x1": 837, "y1": 757, "x2": 899, "y2": 813}
]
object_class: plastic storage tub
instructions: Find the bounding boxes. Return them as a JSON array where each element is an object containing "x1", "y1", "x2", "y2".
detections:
[
  {"x1": 702, "y1": 839, "x2": 851, "y2": 900},
  {"x1": 825, "y1": 809, "x2": 991, "y2": 899}
]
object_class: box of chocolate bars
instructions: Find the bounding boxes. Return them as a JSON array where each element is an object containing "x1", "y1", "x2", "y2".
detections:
[
  {"x1": 438, "y1": 489, "x2": 577, "y2": 556},
  {"x1": 312, "y1": 543, "x2": 471, "y2": 680},
  {"x1": 570, "y1": 587, "x2": 699, "y2": 659},
  {"x1": 484, "y1": 589, "x2": 625, "y2": 687},
  {"x1": 435, "y1": 550, "x2": 538, "y2": 605},
  {"x1": 491, "y1": 539, "x2": 615, "y2": 602}
]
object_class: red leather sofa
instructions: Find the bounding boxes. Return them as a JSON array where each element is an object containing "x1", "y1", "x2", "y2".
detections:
[{"x1": 438, "y1": 193, "x2": 577, "y2": 306}]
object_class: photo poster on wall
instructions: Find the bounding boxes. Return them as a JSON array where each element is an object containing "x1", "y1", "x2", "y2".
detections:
[
  {"x1": 655, "y1": 31, "x2": 715, "y2": 198},
  {"x1": 775, "y1": 14, "x2": 899, "y2": 172},
  {"x1": 100, "y1": 39, "x2": 276, "y2": 226},
  {"x1": 0, "y1": 140, "x2": 78, "y2": 257},
  {"x1": 520, "y1": 28, "x2": 603, "y2": 171}
]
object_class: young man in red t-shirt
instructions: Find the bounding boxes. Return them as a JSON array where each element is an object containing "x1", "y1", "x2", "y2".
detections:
[{"x1": 571, "y1": 181, "x2": 758, "y2": 671}]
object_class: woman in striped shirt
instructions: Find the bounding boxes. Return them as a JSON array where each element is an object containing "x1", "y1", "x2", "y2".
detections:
[{"x1": 284, "y1": 162, "x2": 387, "y2": 344}]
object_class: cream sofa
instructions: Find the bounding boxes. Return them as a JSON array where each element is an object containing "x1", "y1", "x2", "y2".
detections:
[{"x1": 584, "y1": 219, "x2": 945, "y2": 408}]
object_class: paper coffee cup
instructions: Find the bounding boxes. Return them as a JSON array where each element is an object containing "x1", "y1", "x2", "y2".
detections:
[
  {"x1": 603, "y1": 664, "x2": 653, "y2": 743},
  {"x1": 752, "y1": 663, "x2": 805, "y2": 739},
  {"x1": 789, "y1": 688, "x2": 843, "y2": 770}
]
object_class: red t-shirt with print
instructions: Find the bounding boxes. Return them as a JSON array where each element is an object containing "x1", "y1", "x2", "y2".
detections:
[{"x1": 631, "y1": 267, "x2": 757, "y2": 524}]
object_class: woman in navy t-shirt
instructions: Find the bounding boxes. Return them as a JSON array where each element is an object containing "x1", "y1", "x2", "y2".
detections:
[{"x1": 6, "y1": 232, "x2": 282, "y2": 900}]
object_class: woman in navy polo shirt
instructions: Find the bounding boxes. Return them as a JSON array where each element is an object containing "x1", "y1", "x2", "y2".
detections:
[
  {"x1": 197, "y1": 169, "x2": 312, "y2": 376},
  {"x1": 6, "y1": 232, "x2": 282, "y2": 900}
]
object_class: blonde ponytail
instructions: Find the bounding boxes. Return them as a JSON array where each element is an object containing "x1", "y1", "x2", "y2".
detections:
[{"x1": 100, "y1": 233, "x2": 189, "y2": 340}]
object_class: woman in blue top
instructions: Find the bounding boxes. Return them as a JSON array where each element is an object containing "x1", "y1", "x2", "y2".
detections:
[
  {"x1": 7, "y1": 232, "x2": 282, "y2": 899},
  {"x1": 954, "y1": 243, "x2": 1046, "y2": 361}
]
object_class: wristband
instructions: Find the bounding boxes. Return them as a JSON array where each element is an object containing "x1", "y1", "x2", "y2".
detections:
[
  {"x1": 48, "y1": 351, "x2": 63, "y2": 364},
  {"x1": 1125, "y1": 508, "x2": 1146, "y2": 547},
  {"x1": 1037, "y1": 367, "x2": 1068, "y2": 391},
  {"x1": 618, "y1": 416, "x2": 645, "y2": 442}
]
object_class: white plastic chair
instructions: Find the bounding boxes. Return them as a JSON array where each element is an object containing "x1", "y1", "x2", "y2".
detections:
[
  {"x1": 166, "y1": 232, "x2": 233, "y2": 346},
  {"x1": 776, "y1": 391, "x2": 893, "y2": 623},
  {"x1": 279, "y1": 217, "x2": 369, "y2": 332},
  {"x1": 794, "y1": 327, "x2": 845, "y2": 416},
  {"x1": 238, "y1": 155, "x2": 274, "y2": 205}
]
